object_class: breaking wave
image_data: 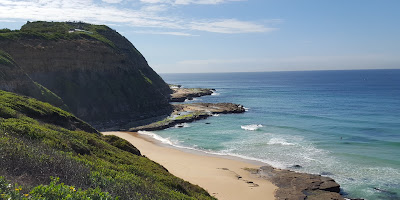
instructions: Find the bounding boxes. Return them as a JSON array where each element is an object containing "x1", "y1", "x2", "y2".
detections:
[{"x1": 241, "y1": 124, "x2": 263, "y2": 131}]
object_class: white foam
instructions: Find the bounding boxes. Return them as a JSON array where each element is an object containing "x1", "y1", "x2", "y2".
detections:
[
  {"x1": 212, "y1": 114, "x2": 220, "y2": 117},
  {"x1": 226, "y1": 152, "x2": 287, "y2": 169},
  {"x1": 211, "y1": 92, "x2": 220, "y2": 96},
  {"x1": 184, "y1": 98, "x2": 202, "y2": 102},
  {"x1": 137, "y1": 131, "x2": 174, "y2": 145},
  {"x1": 267, "y1": 138, "x2": 295, "y2": 146},
  {"x1": 241, "y1": 124, "x2": 263, "y2": 131},
  {"x1": 174, "y1": 123, "x2": 190, "y2": 128},
  {"x1": 139, "y1": 131, "x2": 289, "y2": 170},
  {"x1": 243, "y1": 107, "x2": 250, "y2": 111}
]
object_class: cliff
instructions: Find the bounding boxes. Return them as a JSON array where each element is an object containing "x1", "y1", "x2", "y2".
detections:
[
  {"x1": 0, "y1": 21, "x2": 172, "y2": 128},
  {"x1": 0, "y1": 50, "x2": 67, "y2": 109},
  {"x1": 0, "y1": 90, "x2": 215, "y2": 199}
]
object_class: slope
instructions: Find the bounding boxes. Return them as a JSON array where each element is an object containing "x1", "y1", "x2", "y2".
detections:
[{"x1": 0, "y1": 90, "x2": 215, "y2": 199}]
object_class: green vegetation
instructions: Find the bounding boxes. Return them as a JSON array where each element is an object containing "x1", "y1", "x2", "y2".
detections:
[
  {"x1": 0, "y1": 90, "x2": 215, "y2": 199},
  {"x1": 33, "y1": 82, "x2": 68, "y2": 110},
  {"x1": 0, "y1": 21, "x2": 115, "y2": 47},
  {"x1": 140, "y1": 70, "x2": 153, "y2": 85},
  {"x1": 0, "y1": 28, "x2": 12, "y2": 33},
  {"x1": 0, "y1": 177, "x2": 115, "y2": 200},
  {"x1": 174, "y1": 112, "x2": 203, "y2": 120},
  {"x1": 0, "y1": 50, "x2": 15, "y2": 67}
]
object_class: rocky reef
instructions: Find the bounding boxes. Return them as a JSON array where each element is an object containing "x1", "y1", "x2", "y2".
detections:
[
  {"x1": 128, "y1": 103, "x2": 246, "y2": 132},
  {"x1": 0, "y1": 21, "x2": 172, "y2": 128},
  {"x1": 170, "y1": 85, "x2": 215, "y2": 102},
  {"x1": 248, "y1": 166, "x2": 344, "y2": 200}
]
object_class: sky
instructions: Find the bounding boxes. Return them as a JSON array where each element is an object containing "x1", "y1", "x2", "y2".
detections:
[{"x1": 0, "y1": 0, "x2": 400, "y2": 73}]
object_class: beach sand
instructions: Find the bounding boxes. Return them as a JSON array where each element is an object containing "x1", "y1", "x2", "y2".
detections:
[{"x1": 102, "y1": 131, "x2": 277, "y2": 200}]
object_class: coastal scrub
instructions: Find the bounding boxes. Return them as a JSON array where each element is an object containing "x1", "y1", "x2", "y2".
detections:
[{"x1": 0, "y1": 90, "x2": 215, "y2": 199}]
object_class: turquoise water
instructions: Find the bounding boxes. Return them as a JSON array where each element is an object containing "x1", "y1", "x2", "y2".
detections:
[{"x1": 148, "y1": 70, "x2": 399, "y2": 199}]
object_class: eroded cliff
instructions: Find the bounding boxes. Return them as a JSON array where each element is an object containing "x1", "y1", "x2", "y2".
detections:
[
  {"x1": 0, "y1": 22, "x2": 172, "y2": 128},
  {"x1": 0, "y1": 50, "x2": 66, "y2": 109}
]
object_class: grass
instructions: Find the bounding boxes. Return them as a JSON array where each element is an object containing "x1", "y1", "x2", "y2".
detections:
[
  {"x1": 0, "y1": 177, "x2": 115, "y2": 200},
  {"x1": 0, "y1": 90, "x2": 215, "y2": 199},
  {"x1": 140, "y1": 70, "x2": 153, "y2": 85},
  {"x1": 175, "y1": 113, "x2": 197, "y2": 120},
  {"x1": 33, "y1": 82, "x2": 67, "y2": 109},
  {"x1": 0, "y1": 21, "x2": 116, "y2": 48},
  {"x1": 0, "y1": 50, "x2": 16, "y2": 67}
]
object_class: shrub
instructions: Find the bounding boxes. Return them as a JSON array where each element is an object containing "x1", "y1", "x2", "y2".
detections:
[{"x1": 0, "y1": 90, "x2": 215, "y2": 199}]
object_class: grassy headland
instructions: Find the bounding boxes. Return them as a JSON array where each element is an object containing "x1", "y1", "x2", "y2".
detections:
[
  {"x1": 0, "y1": 21, "x2": 115, "y2": 48},
  {"x1": 0, "y1": 90, "x2": 215, "y2": 199}
]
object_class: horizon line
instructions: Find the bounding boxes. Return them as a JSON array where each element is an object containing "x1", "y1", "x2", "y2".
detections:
[{"x1": 158, "y1": 68, "x2": 400, "y2": 74}]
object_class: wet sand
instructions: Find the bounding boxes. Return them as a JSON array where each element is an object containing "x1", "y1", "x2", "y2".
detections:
[{"x1": 102, "y1": 131, "x2": 277, "y2": 200}]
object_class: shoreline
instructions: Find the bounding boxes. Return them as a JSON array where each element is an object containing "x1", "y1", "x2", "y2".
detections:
[
  {"x1": 107, "y1": 85, "x2": 349, "y2": 200},
  {"x1": 103, "y1": 131, "x2": 277, "y2": 200},
  {"x1": 104, "y1": 131, "x2": 348, "y2": 200}
]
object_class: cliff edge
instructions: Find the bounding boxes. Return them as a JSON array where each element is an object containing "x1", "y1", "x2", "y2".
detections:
[{"x1": 0, "y1": 21, "x2": 172, "y2": 128}]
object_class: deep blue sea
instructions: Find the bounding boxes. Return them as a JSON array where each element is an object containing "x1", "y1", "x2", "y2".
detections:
[{"x1": 148, "y1": 70, "x2": 399, "y2": 200}]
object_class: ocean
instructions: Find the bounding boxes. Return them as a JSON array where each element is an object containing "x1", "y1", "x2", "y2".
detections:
[{"x1": 146, "y1": 70, "x2": 399, "y2": 199}]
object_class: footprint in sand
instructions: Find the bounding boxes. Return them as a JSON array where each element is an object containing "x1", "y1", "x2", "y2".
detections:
[{"x1": 217, "y1": 168, "x2": 259, "y2": 187}]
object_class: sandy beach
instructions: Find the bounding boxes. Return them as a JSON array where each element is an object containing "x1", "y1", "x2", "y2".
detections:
[{"x1": 102, "y1": 131, "x2": 277, "y2": 200}]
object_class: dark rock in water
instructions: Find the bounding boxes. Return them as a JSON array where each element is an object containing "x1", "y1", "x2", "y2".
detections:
[
  {"x1": 320, "y1": 171, "x2": 335, "y2": 176},
  {"x1": 373, "y1": 187, "x2": 398, "y2": 196},
  {"x1": 258, "y1": 165, "x2": 343, "y2": 200},
  {"x1": 205, "y1": 122, "x2": 211, "y2": 124},
  {"x1": 290, "y1": 165, "x2": 302, "y2": 169},
  {"x1": 177, "y1": 125, "x2": 184, "y2": 128}
]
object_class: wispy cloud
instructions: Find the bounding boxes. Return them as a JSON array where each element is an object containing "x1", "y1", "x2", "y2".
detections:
[
  {"x1": 140, "y1": 0, "x2": 245, "y2": 5},
  {"x1": 134, "y1": 30, "x2": 199, "y2": 36},
  {"x1": 162, "y1": 54, "x2": 400, "y2": 73},
  {"x1": 0, "y1": 0, "x2": 278, "y2": 35},
  {"x1": 190, "y1": 19, "x2": 276, "y2": 33},
  {"x1": 102, "y1": 0, "x2": 123, "y2": 4}
]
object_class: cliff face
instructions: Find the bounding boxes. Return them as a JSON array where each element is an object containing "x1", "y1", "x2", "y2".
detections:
[
  {"x1": 0, "y1": 22, "x2": 172, "y2": 128},
  {"x1": 0, "y1": 50, "x2": 66, "y2": 109}
]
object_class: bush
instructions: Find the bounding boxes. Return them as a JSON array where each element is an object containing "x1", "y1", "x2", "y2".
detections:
[
  {"x1": 0, "y1": 176, "x2": 115, "y2": 200},
  {"x1": 0, "y1": 90, "x2": 215, "y2": 199}
]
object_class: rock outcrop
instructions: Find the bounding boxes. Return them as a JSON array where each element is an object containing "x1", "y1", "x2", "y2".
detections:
[
  {"x1": 0, "y1": 22, "x2": 172, "y2": 128},
  {"x1": 170, "y1": 86, "x2": 215, "y2": 102},
  {"x1": 254, "y1": 166, "x2": 344, "y2": 200},
  {"x1": 128, "y1": 103, "x2": 246, "y2": 132}
]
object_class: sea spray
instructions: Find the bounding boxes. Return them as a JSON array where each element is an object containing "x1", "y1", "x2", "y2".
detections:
[{"x1": 241, "y1": 124, "x2": 263, "y2": 131}]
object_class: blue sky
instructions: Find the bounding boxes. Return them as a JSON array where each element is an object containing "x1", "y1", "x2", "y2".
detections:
[{"x1": 0, "y1": 0, "x2": 399, "y2": 73}]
